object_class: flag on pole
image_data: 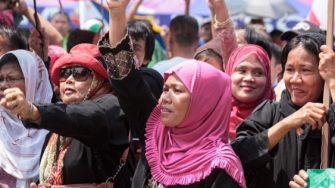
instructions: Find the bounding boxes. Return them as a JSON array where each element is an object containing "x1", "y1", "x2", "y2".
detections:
[{"x1": 307, "y1": 0, "x2": 328, "y2": 29}]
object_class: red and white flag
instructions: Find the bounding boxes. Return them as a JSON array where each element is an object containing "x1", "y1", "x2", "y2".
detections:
[{"x1": 307, "y1": 0, "x2": 328, "y2": 30}]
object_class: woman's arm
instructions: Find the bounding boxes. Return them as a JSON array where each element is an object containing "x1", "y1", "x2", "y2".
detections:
[
  {"x1": 209, "y1": 0, "x2": 237, "y2": 67},
  {"x1": 232, "y1": 100, "x2": 326, "y2": 163},
  {"x1": 14, "y1": 0, "x2": 63, "y2": 46},
  {"x1": 210, "y1": 0, "x2": 230, "y2": 37},
  {"x1": 267, "y1": 102, "x2": 326, "y2": 149},
  {"x1": 106, "y1": 0, "x2": 128, "y2": 47},
  {"x1": 231, "y1": 100, "x2": 278, "y2": 164},
  {"x1": 98, "y1": 0, "x2": 157, "y2": 142},
  {"x1": 28, "y1": 28, "x2": 49, "y2": 62},
  {"x1": 31, "y1": 95, "x2": 129, "y2": 149},
  {"x1": 0, "y1": 88, "x2": 128, "y2": 149},
  {"x1": 184, "y1": 0, "x2": 190, "y2": 16}
]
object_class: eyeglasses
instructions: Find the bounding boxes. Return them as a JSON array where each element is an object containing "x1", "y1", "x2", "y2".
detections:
[
  {"x1": 0, "y1": 76, "x2": 24, "y2": 85},
  {"x1": 59, "y1": 66, "x2": 92, "y2": 82}
]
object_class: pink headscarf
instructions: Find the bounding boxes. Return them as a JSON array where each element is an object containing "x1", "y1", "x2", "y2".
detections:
[
  {"x1": 226, "y1": 44, "x2": 275, "y2": 139},
  {"x1": 145, "y1": 60, "x2": 246, "y2": 187},
  {"x1": 0, "y1": 10, "x2": 14, "y2": 27}
]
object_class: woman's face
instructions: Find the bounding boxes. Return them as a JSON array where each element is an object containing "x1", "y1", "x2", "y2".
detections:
[
  {"x1": 51, "y1": 14, "x2": 70, "y2": 37},
  {"x1": 231, "y1": 53, "x2": 267, "y2": 103},
  {"x1": 159, "y1": 75, "x2": 191, "y2": 128},
  {"x1": 0, "y1": 62, "x2": 25, "y2": 99},
  {"x1": 284, "y1": 45, "x2": 323, "y2": 107},
  {"x1": 59, "y1": 66, "x2": 93, "y2": 104},
  {"x1": 131, "y1": 37, "x2": 146, "y2": 65}
]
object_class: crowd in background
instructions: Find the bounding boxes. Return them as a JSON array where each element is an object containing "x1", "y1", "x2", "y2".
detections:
[{"x1": 0, "y1": 0, "x2": 335, "y2": 188}]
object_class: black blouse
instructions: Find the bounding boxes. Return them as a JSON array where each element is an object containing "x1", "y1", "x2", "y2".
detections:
[
  {"x1": 231, "y1": 91, "x2": 325, "y2": 188},
  {"x1": 25, "y1": 94, "x2": 132, "y2": 188}
]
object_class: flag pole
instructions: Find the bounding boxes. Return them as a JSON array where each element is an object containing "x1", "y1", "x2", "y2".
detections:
[{"x1": 321, "y1": 0, "x2": 334, "y2": 169}]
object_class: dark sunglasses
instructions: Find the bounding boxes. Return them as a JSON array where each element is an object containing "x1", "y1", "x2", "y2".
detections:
[{"x1": 59, "y1": 66, "x2": 92, "y2": 82}]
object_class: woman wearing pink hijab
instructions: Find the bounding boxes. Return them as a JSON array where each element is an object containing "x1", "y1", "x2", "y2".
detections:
[
  {"x1": 98, "y1": 0, "x2": 246, "y2": 187},
  {"x1": 104, "y1": 57, "x2": 246, "y2": 187},
  {"x1": 144, "y1": 60, "x2": 245, "y2": 187},
  {"x1": 226, "y1": 44, "x2": 275, "y2": 140}
]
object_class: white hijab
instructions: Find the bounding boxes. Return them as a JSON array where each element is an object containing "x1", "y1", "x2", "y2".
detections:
[{"x1": 0, "y1": 50, "x2": 53, "y2": 187}]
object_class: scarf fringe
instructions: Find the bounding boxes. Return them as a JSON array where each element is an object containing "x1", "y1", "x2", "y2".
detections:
[{"x1": 145, "y1": 106, "x2": 246, "y2": 188}]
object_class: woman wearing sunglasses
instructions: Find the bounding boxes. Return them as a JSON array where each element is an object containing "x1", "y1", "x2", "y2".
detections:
[
  {"x1": 1, "y1": 43, "x2": 132, "y2": 188},
  {"x1": 0, "y1": 50, "x2": 52, "y2": 188}
]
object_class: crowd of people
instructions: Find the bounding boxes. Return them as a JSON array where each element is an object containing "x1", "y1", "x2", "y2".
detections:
[{"x1": 0, "y1": 0, "x2": 335, "y2": 187}]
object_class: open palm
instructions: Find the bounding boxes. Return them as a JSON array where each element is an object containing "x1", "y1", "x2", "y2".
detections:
[{"x1": 106, "y1": 0, "x2": 130, "y2": 10}]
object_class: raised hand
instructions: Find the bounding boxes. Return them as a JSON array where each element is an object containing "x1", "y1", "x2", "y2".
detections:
[
  {"x1": 319, "y1": 45, "x2": 335, "y2": 86},
  {"x1": 106, "y1": 0, "x2": 130, "y2": 12},
  {"x1": 28, "y1": 27, "x2": 49, "y2": 62},
  {"x1": 106, "y1": 0, "x2": 130, "y2": 47}
]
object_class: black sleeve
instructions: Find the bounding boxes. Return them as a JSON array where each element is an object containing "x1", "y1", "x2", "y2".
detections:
[
  {"x1": 98, "y1": 32, "x2": 157, "y2": 144},
  {"x1": 25, "y1": 94, "x2": 129, "y2": 150},
  {"x1": 231, "y1": 100, "x2": 278, "y2": 166},
  {"x1": 113, "y1": 68, "x2": 157, "y2": 144}
]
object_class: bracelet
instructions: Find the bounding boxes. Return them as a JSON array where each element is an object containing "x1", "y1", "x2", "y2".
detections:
[{"x1": 213, "y1": 15, "x2": 232, "y2": 29}]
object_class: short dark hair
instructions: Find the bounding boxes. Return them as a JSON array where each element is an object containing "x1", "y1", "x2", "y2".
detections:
[
  {"x1": 245, "y1": 27, "x2": 272, "y2": 59},
  {"x1": 67, "y1": 29, "x2": 95, "y2": 52},
  {"x1": 51, "y1": 11, "x2": 70, "y2": 23},
  {"x1": 128, "y1": 20, "x2": 155, "y2": 61},
  {"x1": 270, "y1": 29, "x2": 283, "y2": 38},
  {"x1": 169, "y1": 15, "x2": 199, "y2": 47},
  {"x1": 281, "y1": 33, "x2": 326, "y2": 70},
  {"x1": 0, "y1": 26, "x2": 27, "y2": 51}
]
